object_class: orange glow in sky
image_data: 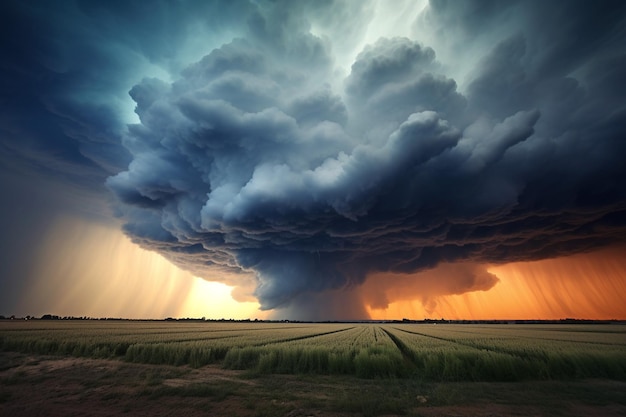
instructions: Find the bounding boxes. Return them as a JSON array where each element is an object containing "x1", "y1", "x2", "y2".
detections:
[
  {"x1": 19, "y1": 216, "x2": 626, "y2": 321},
  {"x1": 19, "y1": 217, "x2": 265, "y2": 320},
  {"x1": 367, "y1": 247, "x2": 626, "y2": 320}
]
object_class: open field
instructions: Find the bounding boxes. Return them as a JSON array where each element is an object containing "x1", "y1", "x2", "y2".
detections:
[
  {"x1": 2, "y1": 321, "x2": 625, "y2": 380},
  {"x1": 2, "y1": 321, "x2": 626, "y2": 416}
]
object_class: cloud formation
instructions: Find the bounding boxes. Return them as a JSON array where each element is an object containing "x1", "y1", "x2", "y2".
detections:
[
  {"x1": 103, "y1": 1, "x2": 626, "y2": 313},
  {"x1": 3, "y1": 1, "x2": 626, "y2": 317}
]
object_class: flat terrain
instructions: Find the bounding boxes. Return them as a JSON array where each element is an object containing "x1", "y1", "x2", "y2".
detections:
[
  {"x1": 1, "y1": 352, "x2": 626, "y2": 417},
  {"x1": 1, "y1": 321, "x2": 626, "y2": 416}
]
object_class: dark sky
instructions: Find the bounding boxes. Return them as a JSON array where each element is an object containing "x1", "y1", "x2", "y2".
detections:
[{"x1": 2, "y1": 0, "x2": 626, "y2": 319}]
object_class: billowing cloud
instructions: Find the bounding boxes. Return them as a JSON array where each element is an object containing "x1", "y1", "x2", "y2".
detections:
[
  {"x1": 102, "y1": 1, "x2": 626, "y2": 314},
  {"x1": 2, "y1": 0, "x2": 626, "y2": 318},
  {"x1": 361, "y1": 263, "x2": 499, "y2": 311}
]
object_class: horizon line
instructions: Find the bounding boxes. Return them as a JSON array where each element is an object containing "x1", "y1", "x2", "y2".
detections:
[{"x1": 2, "y1": 315, "x2": 625, "y2": 324}]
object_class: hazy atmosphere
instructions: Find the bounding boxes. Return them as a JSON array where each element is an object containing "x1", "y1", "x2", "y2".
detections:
[{"x1": 1, "y1": 0, "x2": 625, "y2": 320}]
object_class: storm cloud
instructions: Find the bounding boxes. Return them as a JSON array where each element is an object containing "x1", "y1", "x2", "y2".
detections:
[{"x1": 3, "y1": 0, "x2": 626, "y2": 317}]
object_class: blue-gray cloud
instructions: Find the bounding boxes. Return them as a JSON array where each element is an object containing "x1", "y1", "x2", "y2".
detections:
[{"x1": 2, "y1": 0, "x2": 626, "y2": 317}]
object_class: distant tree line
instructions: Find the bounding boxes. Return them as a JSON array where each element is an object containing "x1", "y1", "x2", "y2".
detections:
[{"x1": 0, "y1": 314, "x2": 624, "y2": 324}]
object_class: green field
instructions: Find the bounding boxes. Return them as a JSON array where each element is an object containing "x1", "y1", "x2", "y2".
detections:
[{"x1": 2, "y1": 321, "x2": 625, "y2": 381}]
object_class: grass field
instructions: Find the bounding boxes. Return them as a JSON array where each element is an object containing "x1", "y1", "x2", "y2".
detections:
[
  {"x1": 1, "y1": 321, "x2": 625, "y2": 381},
  {"x1": 2, "y1": 321, "x2": 626, "y2": 416}
]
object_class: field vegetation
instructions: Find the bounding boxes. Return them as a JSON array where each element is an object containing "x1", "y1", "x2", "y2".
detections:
[{"x1": 1, "y1": 321, "x2": 625, "y2": 381}]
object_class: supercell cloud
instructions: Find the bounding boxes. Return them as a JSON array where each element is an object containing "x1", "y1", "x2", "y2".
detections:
[{"x1": 3, "y1": 0, "x2": 626, "y2": 317}]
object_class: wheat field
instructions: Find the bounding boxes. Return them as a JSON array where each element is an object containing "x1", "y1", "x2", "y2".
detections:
[{"x1": 2, "y1": 321, "x2": 625, "y2": 381}]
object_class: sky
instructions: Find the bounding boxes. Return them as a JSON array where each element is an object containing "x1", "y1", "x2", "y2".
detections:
[{"x1": 1, "y1": 0, "x2": 625, "y2": 320}]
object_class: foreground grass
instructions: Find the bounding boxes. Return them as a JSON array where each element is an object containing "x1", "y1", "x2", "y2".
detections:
[{"x1": 1, "y1": 352, "x2": 625, "y2": 417}]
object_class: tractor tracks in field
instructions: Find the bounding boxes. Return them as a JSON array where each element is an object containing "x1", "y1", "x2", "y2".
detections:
[
  {"x1": 389, "y1": 327, "x2": 519, "y2": 358},
  {"x1": 247, "y1": 326, "x2": 356, "y2": 348},
  {"x1": 417, "y1": 326, "x2": 626, "y2": 347},
  {"x1": 380, "y1": 327, "x2": 418, "y2": 367},
  {"x1": 389, "y1": 326, "x2": 626, "y2": 364},
  {"x1": 122, "y1": 326, "x2": 356, "y2": 349}
]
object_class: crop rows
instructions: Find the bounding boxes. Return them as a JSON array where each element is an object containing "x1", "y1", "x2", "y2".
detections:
[
  {"x1": 222, "y1": 325, "x2": 407, "y2": 377},
  {"x1": 2, "y1": 321, "x2": 625, "y2": 380},
  {"x1": 394, "y1": 324, "x2": 626, "y2": 380},
  {"x1": 0, "y1": 321, "x2": 349, "y2": 368}
]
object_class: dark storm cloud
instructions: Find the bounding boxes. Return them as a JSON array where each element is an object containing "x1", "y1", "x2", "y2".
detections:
[
  {"x1": 3, "y1": 1, "x2": 626, "y2": 316},
  {"x1": 0, "y1": 0, "x2": 254, "y2": 186},
  {"x1": 0, "y1": 0, "x2": 256, "y2": 312},
  {"x1": 361, "y1": 263, "x2": 500, "y2": 313},
  {"x1": 102, "y1": 0, "x2": 626, "y2": 312},
  {"x1": 1, "y1": 1, "x2": 126, "y2": 185}
]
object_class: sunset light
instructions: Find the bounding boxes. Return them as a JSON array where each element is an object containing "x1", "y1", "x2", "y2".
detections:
[
  {"x1": 17, "y1": 217, "x2": 262, "y2": 320},
  {"x1": 1, "y1": 0, "x2": 625, "y2": 321},
  {"x1": 3, "y1": 3, "x2": 626, "y2": 417}
]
